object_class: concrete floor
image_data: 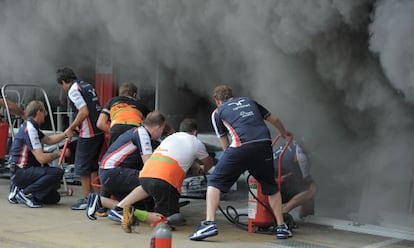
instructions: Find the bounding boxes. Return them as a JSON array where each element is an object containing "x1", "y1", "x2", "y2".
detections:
[{"x1": 1, "y1": 178, "x2": 414, "y2": 248}]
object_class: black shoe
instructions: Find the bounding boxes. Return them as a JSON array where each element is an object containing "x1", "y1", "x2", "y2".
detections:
[
  {"x1": 108, "y1": 207, "x2": 123, "y2": 223},
  {"x1": 189, "y1": 220, "x2": 218, "y2": 241},
  {"x1": 86, "y1": 192, "x2": 101, "y2": 220},
  {"x1": 8, "y1": 183, "x2": 19, "y2": 204},
  {"x1": 16, "y1": 190, "x2": 42, "y2": 208},
  {"x1": 95, "y1": 207, "x2": 108, "y2": 217},
  {"x1": 276, "y1": 223, "x2": 292, "y2": 239}
]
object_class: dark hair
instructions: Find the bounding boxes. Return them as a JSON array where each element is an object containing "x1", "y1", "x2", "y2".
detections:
[
  {"x1": 179, "y1": 118, "x2": 197, "y2": 133},
  {"x1": 25, "y1": 100, "x2": 45, "y2": 118},
  {"x1": 118, "y1": 82, "x2": 138, "y2": 97},
  {"x1": 213, "y1": 85, "x2": 233, "y2": 101},
  {"x1": 56, "y1": 67, "x2": 78, "y2": 84}
]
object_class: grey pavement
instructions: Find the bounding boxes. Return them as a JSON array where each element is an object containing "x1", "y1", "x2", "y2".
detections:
[{"x1": 1, "y1": 178, "x2": 413, "y2": 248}]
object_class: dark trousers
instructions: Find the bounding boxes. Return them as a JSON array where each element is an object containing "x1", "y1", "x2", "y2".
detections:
[{"x1": 13, "y1": 166, "x2": 64, "y2": 204}]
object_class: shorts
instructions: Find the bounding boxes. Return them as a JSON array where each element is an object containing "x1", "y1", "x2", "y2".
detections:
[
  {"x1": 75, "y1": 134, "x2": 104, "y2": 176},
  {"x1": 99, "y1": 167, "x2": 140, "y2": 201},
  {"x1": 208, "y1": 141, "x2": 278, "y2": 195},
  {"x1": 140, "y1": 177, "x2": 180, "y2": 217}
]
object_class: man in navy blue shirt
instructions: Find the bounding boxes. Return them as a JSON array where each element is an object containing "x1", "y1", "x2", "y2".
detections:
[
  {"x1": 8, "y1": 100, "x2": 68, "y2": 208},
  {"x1": 274, "y1": 138, "x2": 317, "y2": 218},
  {"x1": 190, "y1": 85, "x2": 292, "y2": 241},
  {"x1": 57, "y1": 67, "x2": 104, "y2": 210},
  {"x1": 85, "y1": 111, "x2": 166, "y2": 222}
]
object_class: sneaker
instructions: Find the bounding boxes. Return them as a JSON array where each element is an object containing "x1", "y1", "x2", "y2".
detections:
[
  {"x1": 8, "y1": 183, "x2": 18, "y2": 204},
  {"x1": 283, "y1": 213, "x2": 296, "y2": 230},
  {"x1": 122, "y1": 205, "x2": 137, "y2": 233},
  {"x1": 189, "y1": 220, "x2": 218, "y2": 241},
  {"x1": 276, "y1": 223, "x2": 293, "y2": 239},
  {"x1": 86, "y1": 193, "x2": 101, "y2": 220},
  {"x1": 15, "y1": 190, "x2": 43, "y2": 208},
  {"x1": 71, "y1": 198, "x2": 88, "y2": 210},
  {"x1": 95, "y1": 207, "x2": 108, "y2": 217},
  {"x1": 108, "y1": 207, "x2": 123, "y2": 223}
]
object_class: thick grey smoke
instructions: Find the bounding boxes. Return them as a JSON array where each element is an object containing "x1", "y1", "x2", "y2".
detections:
[{"x1": 0, "y1": 0, "x2": 413, "y2": 228}]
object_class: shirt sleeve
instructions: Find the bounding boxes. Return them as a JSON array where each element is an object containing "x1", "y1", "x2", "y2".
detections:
[
  {"x1": 135, "y1": 127, "x2": 153, "y2": 155},
  {"x1": 101, "y1": 98, "x2": 112, "y2": 116},
  {"x1": 26, "y1": 122, "x2": 42, "y2": 150},
  {"x1": 254, "y1": 100, "x2": 271, "y2": 119},
  {"x1": 68, "y1": 84, "x2": 87, "y2": 110},
  {"x1": 296, "y1": 143, "x2": 310, "y2": 179},
  {"x1": 211, "y1": 109, "x2": 227, "y2": 137},
  {"x1": 195, "y1": 139, "x2": 209, "y2": 160}
]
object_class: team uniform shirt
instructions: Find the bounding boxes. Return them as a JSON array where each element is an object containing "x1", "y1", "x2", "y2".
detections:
[
  {"x1": 68, "y1": 80, "x2": 102, "y2": 138},
  {"x1": 9, "y1": 119, "x2": 45, "y2": 168},
  {"x1": 211, "y1": 97, "x2": 272, "y2": 147},
  {"x1": 139, "y1": 132, "x2": 209, "y2": 192},
  {"x1": 273, "y1": 140, "x2": 310, "y2": 181},
  {"x1": 100, "y1": 126, "x2": 153, "y2": 170},
  {"x1": 101, "y1": 96, "x2": 150, "y2": 127}
]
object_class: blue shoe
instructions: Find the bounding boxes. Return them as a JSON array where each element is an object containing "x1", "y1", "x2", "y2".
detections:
[
  {"x1": 86, "y1": 193, "x2": 101, "y2": 220},
  {"x1": 16, "y1": 190, "x2": 42, "y2": 208},
  {"x1": 189, "y1": 220, "x2": 218, "y2": 241},
  {"x1": 8, "y1": 183, "x2": 19, "y2": 204},
  {"x1": 71, "y1": 198, "x2": 88, "y2": 210},
  {"x1": 276, "y1": 223, "x2": 293, "y2": 239},
  {"x1": 108, "y1": 208, "x2": 123, "y2": 223}
]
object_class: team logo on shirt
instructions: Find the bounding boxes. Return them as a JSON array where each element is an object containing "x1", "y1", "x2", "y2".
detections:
[
  {"x1": 228, "y1": 99, "x2": 245, "y2": 106},
  {"x1": 228, "y1": 99, "x2": 251, "y2": 111},
  {"x1": 240, "y1": 111, "x2": 254, "y2": 118}
]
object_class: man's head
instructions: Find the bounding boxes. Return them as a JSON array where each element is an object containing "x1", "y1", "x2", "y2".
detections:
[
  {"x1": 213, "y1": 85, "x2": 233, "y2": 106},
  {"x1": 144, "y1": 111, "x2": 166, "y2": 140},
  {"x1": 56, "y1": 67, "x2": 77, "y2": 91},
  {"x1": 118, "y1": 82, "x2": 138, "y2": 98},
  {"x1": 25, "y1": 100, "x2": 48, "y2": 124},
  {"x1": 179, "y1": 118, "x2": 198, "y2": 136}
]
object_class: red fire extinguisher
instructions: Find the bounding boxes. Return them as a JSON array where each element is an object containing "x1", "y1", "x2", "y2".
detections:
[
  {"x1": 247, "y1": 134, "x2": 293, "y2": 233},
  {"x1": 0, "y1": 121, "x2": 9, "y2": 161},
  {"x1": 150, "y1": 216, "x2": 172, "y2": 248},
  {"x1": 247, "y1": 176, "x2": 274, "y2": 232}
]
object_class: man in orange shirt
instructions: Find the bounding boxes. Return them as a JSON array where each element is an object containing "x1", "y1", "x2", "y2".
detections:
[
  {"x1": 96, "y1": 82, "x2": 150, "y2": 145},
  {"x1": 116, "y1": 118, "x2": 214, "y2": 233}
]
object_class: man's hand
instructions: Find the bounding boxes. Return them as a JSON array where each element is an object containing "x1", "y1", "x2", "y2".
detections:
[
  {"x1": 64, "y1": 128, "x2": 75, "y2": 139},
  {"x1": 51, "y1": 150, "x2": 61, "y2": 161},
  {"x1": 198, "y1": 165, "x2": 206, "y2": 175},
  {"x1": 283, "y1": 131, "x2": 293, "y2": 139}
]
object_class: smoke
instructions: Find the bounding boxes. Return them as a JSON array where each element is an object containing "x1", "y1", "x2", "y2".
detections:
[
  {"x1": 370, "y1": 0, "x2": 414, "y2": 102},
  {"x1": 0, "y1": 0, "x2": 413, "y2": 226}
]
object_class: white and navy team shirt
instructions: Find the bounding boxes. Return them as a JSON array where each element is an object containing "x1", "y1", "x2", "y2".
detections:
[
  {"x1": 100, "y1": 126, "x2": 153, "y2": 170},
  {"x1": 273, "y1": 140, "x2": 310, "y2": 180},
  {"x1": 68, "y1": 80, "x2": 102, "y2": 138},
  {"x1": 211, "y1": 97, "x2": 272, "y2": 148},
  {"x1": 9, "y1": 119, "x2": 45, "y2": 168}
]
